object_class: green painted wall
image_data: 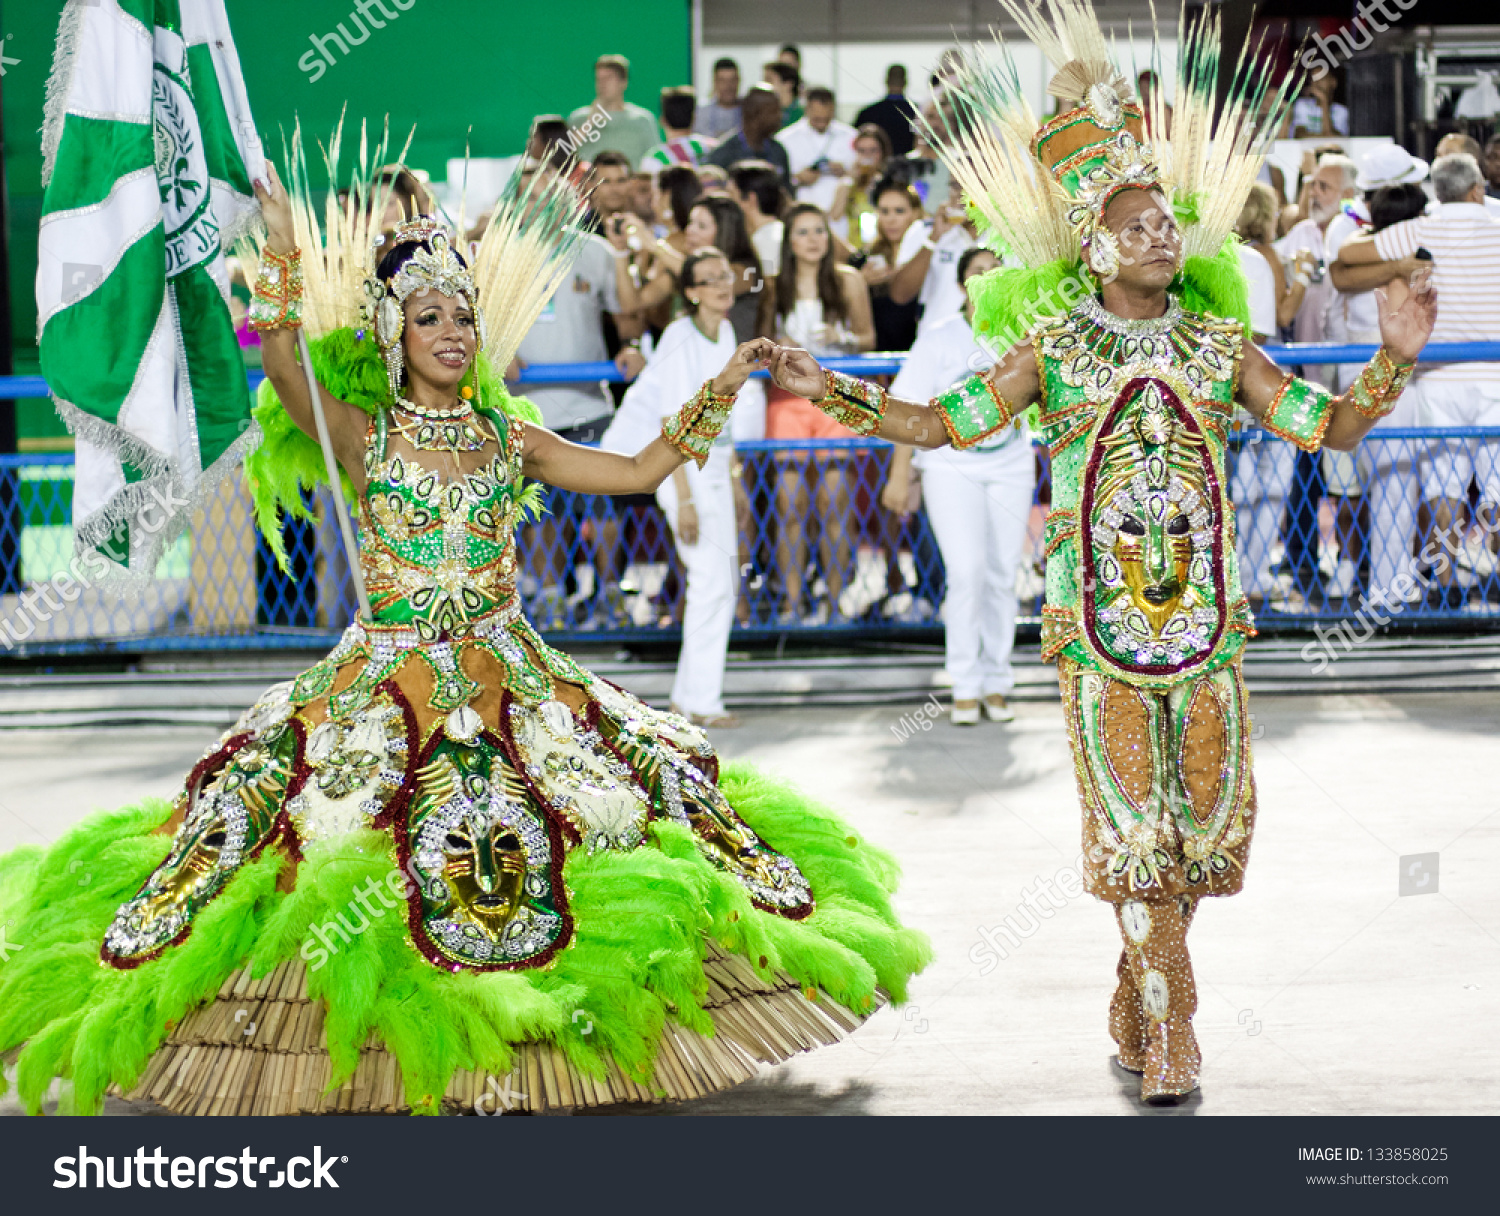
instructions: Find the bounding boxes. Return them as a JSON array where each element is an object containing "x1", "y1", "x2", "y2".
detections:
[{"x1": 2, "y1": 0, "x2": 690, "y2": 442}]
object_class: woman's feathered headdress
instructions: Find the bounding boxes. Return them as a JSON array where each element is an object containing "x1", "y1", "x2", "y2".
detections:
[{"x1": 242, "y1": 120, "x2": 590, "y2": 568}]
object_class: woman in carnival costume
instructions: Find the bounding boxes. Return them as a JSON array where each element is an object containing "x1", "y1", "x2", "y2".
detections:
[
  {"x1": 769, "y1": 0, "x2": 1436, "y2": 1104},
  {"x1": 0, "y1": 148, "x2": 929, "y2": 1115}
]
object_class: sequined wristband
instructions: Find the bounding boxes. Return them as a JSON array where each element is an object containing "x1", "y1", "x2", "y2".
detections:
[
  {"x1": 1344, "y1": 346, "x2": 1415, "y2": 420},
  {"x1": 247, "y1": 246, "x2": 304, "y2": 332},
  {"x1": 662, "y1": 379, "x2": 736, "y2": 468},
  {"x1": 810, "y1": 368, "x2": 888, "y2": 437},
  {"x1": 932, "y1": 373, "x2": 1016, "y2": 450}
]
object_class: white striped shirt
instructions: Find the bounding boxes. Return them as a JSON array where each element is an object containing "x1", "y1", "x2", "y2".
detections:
[{"x1": 1373, "y1": 201, "x2": 1500, "y2": 384}]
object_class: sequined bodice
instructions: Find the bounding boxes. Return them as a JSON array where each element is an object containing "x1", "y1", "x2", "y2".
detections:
[{"x1": 358, "y1": 408, "x2": 527, "y2": 633}]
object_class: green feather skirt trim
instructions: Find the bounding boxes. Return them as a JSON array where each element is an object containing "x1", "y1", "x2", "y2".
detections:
[{"x1": 0, "y1": 764, "x2": 931, "y2": 1115}]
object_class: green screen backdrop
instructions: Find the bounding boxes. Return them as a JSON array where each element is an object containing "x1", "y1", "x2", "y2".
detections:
[{"x1": 1, "y1": 0, "x2": 690, "y2": 444}]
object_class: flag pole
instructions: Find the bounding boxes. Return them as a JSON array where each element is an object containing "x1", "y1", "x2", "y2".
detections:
[{"x1": 296, "y1": 327, "x2": 372, "y2": 622}]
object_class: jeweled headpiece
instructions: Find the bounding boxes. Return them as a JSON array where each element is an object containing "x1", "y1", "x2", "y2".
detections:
[
  {"x1": 362, "y1": 216, "x2": 486, "y2": 398},
  {"x1": 1032, "y1": 82, "x2": 1163, "y2": 279}
]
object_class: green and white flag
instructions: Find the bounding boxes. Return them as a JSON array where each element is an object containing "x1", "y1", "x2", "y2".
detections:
[{"x1": 37, "y1": 0, "x2": 265, "y2": 575}]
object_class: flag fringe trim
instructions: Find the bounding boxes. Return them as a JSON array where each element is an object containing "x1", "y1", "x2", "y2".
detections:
[{"x1": 57, "y1": 397, "x2": 263, "y2": 580}]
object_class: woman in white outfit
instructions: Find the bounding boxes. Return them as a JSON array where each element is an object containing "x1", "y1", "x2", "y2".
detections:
[
  {"x1": 602, "y1": 248, "x2": 765, "y2": 727},
  {"x1": 881, "y1": 247, "x2": 1036, "y2": 725}
]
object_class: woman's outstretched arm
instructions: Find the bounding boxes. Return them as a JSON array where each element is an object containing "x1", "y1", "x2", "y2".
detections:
[{"x1": 521, "y1": 338, "x2": 777, "y2": 493}]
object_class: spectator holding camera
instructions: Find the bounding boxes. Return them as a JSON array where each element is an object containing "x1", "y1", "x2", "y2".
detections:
[
  {"x1": 780, "y1": 86, "x2": 859, "y2": 216},
  {"x1": 859, "y1": 177, "x2": 925, "y2": 352},
  {"x1": 888, "y1": 174, "x2": 976, "y2": 337}
]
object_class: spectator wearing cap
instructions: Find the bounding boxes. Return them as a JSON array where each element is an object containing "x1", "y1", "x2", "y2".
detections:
[
  {"x1": 1337, "y1": 152, "x2": 1500, "y2": 609},
  {"x1": 568, "y1": 55, "x2": 662, "y2": 169},
  {"x1": 779, "y1": 86, "x2": 859, "y2": 216},
  {"x1": 641, "y1": 87, "x2": 715, "y2": 176},
  {"x1": 1320, "y1": 145, "x2": 1432, "y2": 601},
  {"x1": 855, "y1": 65, "x2": 919, "y2": 157},
  {"x1": 705, "y1": 85, "x2": 792, "y2": 190},
  {"x1": 697, "y1": 58, "x2": 743, "y2": 141}
]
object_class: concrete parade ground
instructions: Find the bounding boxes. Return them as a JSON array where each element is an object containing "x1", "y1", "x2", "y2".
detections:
[{"x1": 0, "y1": 682, "x2": 1496, "y2": 1117}]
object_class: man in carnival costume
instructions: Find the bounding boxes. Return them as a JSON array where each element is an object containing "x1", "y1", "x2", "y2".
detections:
[{"x1": 771, "y1": 0, "x2": 1436, "y2": 1104}]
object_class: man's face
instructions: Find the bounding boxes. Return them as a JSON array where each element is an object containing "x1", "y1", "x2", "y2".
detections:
[
  {"x1": 588, "y1": 164, "x2": 630, "y2": 214},
  {"x1": 1484, "y1": 141, "x2": 1500, "y2": 186},
  {"x1": 806, "y1": 99, "x2": 833, "y2": 133},
  {"x1": 1104, "y1": 189, "x2": 1182, "y2": 292},
  {"x1": 595, "y1": 65, "x2": 625, "y2": 105},
  {"x1": 1308, "y1": 162, "x2": 1353, "y2": 225},
  {"x1": 714, "y1": 67, "x2": 739, "y2": 105}
]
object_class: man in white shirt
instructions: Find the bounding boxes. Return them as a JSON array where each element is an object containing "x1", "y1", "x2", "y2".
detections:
[
  {"x1": 513, "y1": 229, "x2": 642, "y2": 625},
  {"x1": 778, "y1": 87, "x2": 858, "y2": 215},
  {"x1": 1338, "y1": 152, "x2": 1500, "y2": 608}
]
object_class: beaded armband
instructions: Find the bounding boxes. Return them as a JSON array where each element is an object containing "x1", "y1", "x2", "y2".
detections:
[
  {"x1": 1258, "y1": 374, "x2": 1334, "y2": 452},
  {"x1": 662, "y1": 379, "x2": 736, "y2": 468},
  {"x1": 247, "y1": 246, "x2": 304, "y2": 332},
  {"x1": 1343, "y1": 347, "x2": 1415, "y2": 420},
  {"x1": 932, "y1": 373, "x2": 1016, "y2": 450},
  {"x1": 811, "y1": 369, "x2": 888, "y2": 436}
]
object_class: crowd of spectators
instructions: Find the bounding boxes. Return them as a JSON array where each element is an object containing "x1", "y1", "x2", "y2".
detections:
[{"x1": 373, "y1": 49, "x2": 1500, "y2": 714}]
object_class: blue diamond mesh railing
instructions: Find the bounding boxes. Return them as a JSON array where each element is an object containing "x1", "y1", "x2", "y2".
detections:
[{"x1": 2, "y1": 345, "x2": 1499, "y2": 655}]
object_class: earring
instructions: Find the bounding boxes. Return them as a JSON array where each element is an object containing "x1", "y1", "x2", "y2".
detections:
[{"x1": 1086, "y1": 229, "x2": 1120, "y2": 282}]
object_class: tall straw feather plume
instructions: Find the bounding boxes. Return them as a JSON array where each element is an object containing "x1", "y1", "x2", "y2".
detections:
[
  {"x1": 1145, "y1": 1, "x2": 1300, "y2": 261},
  {"x1": 468, "y1": 158, "x2": 592, "y2": 377}
]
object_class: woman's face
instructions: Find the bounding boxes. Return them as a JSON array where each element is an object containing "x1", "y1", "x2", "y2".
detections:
[
  {"x1": 686, "y1": 254, "x2": 734, "y2": 318},
  {"x1": 854, "y1": 137, "x2": 884, "y2": 169},
  {"x1": 789, "y1": 211, "x2": 829, "y2": 265},
  {"x1": 401, "y1": 288, "x2": 477, "y2": 392},
  {"x1": 960, "y1": 251, "x2": 999, "y2": 319},
  {"x1": 684, "y1": 204, "x2": 718, "y2": 251},
  {"x1": 876, "y1": 191, "x2": 916, "y2": 243}
]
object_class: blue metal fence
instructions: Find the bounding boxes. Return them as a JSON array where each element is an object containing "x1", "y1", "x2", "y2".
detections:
[{"x1": 3, "y1": 345, "x2": 1499, "y2": 656}]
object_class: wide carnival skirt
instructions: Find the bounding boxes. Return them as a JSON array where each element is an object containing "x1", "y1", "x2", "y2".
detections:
[{"x1": 0, "y1": 613, "x2": 930, "y2": 1115}]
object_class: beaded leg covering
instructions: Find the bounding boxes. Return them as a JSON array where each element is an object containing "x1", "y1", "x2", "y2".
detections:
[{"x1": 1114, "y1": 896, "x2": 1201, "y2": 1103}]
